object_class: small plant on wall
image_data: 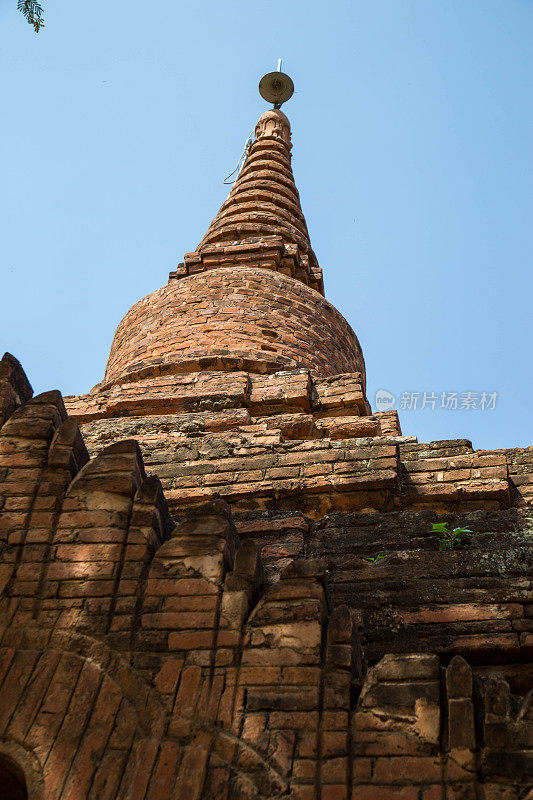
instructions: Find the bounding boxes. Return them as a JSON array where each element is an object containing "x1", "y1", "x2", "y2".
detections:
[
  {"x1": 363, "y1": 554, "x2": 387, "y2": 564},
  {"x1": 430, "y1": 522, "x2": 471, "y2": 551}
]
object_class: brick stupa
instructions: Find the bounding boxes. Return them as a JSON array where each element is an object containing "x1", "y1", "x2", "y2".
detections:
[{"x1": 0, "y1": 102, "x2": 531, "y2": 799}]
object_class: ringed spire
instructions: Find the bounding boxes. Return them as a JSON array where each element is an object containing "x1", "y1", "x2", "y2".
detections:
[{"x1": 170, "y1": 67, "x2": 324, "y2": 294}]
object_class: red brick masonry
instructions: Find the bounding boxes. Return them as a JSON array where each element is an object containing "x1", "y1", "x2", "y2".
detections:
[
  {"x1": 1, "y1": 106, "x2": 531, "y2": 798},
  {"x1": 1, "y1": 355, "x2": 532, "y2": 799},
  {"x1": 103, "y1": 269, "x2": 364, "y2": 389}
]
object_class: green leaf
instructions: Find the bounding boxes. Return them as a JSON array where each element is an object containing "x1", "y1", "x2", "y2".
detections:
[
  {"x1": 431, "y1": 522, "x2": 448, "y2": 533},
  {"x1": 364, "y1": 554, "x2": 387, "y2": 564},
  {"x1": 18, "y1": 0, "x2": 45, "y2": 32}
]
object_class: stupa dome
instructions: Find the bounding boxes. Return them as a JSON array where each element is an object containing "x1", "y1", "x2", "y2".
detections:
[{"x1": 103, "y1": 266, "x2": 364, "y2": 387}]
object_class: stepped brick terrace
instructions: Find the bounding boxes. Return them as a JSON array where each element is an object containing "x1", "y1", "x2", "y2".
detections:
[{"x1": 0, "y1": 106, "x2": 531, "y2": 799}]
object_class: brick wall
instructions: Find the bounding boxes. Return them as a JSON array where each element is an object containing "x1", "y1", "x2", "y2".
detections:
[
  {"x1": 0, "y1": 355, "x2": 532, "y2": 798},
  {"x1": 64, "y1": 365, "x2": 533, "y2": 521}
]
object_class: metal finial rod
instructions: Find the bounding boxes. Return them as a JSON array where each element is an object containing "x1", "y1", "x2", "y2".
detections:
[{"x1": 277, "y1": 58, "x2": 282, "y2": 72}]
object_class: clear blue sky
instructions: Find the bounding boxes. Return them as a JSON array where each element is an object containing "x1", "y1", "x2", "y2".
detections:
[{"x1": 1, "y1": 1, "x2": 531, "y2": 449}]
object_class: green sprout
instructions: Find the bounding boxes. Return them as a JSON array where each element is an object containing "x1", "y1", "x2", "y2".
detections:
[
  {"x1": 363, "y1": 554, "x2": 387, "y2": 564},
  {"x1": 430, "y1": 522, "x2": 472, "y2": 551}
]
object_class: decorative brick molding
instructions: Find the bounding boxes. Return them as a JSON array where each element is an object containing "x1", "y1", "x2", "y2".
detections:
[
  {"x1": 0, "y1": 351, "x2": 33, "y2": 428},
  {"x1": 64, "y1": 364, "x2": 522, "y2": 517},
  {"x1": 171, "y1": 237, "x2": 324, "y2": 295}
]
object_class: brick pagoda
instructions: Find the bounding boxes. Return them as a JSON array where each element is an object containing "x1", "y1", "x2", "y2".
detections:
[{"x1": 0, "y1": 100, "x2": 531, "y2": 799}]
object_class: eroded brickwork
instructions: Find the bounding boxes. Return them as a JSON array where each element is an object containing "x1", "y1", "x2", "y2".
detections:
[
  {"x1": 1, "y1": 355, "x2": 532, "y2": 799},
  {"x1": 102, "y1": 270, "x2": 363, "y2": 389},
  {"x1": 1, "y1": 106, "x2": 531, "y2": 798},
  {"x1": 64, "y1": 369, "x2": 530, "y2": 519}
]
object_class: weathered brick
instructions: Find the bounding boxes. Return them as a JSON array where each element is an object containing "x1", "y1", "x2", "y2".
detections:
[{"x1": 1, "y1": 100, "x2": 531, "y2": 800}]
